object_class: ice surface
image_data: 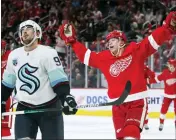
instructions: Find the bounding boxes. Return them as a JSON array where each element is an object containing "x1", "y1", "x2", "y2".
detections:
[{"x1": 2, "y1": 116, "x2": 175, "y2": 139}]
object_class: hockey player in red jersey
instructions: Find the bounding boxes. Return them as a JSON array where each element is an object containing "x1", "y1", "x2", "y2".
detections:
[
  {"x1": 143, "y1": 65, "x2": 156, "y2": 130},
  {"x1": 155, "y1": 59, "x2": 176, "y2": 131},
  {"x1": 59, "y1": 12, "x2": 176, "y2": 139},
  {"x1": 1, "y1": 40, "x2": 12, "y2": 137},
  {"x1": 144, "y1": 65, "x2": 156, "y2": 87}
]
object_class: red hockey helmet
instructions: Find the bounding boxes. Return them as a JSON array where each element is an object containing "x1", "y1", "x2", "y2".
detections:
[
  {"x1": 168, "y1": 59, "x2": 176, "y2": 67},
  {"x1": 106, "y1": 30, "x2": 127, "y2": 42},
  {"x1": 1, "y1": 40, "x2": 6, "y2": 49}
]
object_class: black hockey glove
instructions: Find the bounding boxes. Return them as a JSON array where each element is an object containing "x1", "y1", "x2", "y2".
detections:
[{"x1": 61, "y1": 94, "x2": 78, "y2": 115}]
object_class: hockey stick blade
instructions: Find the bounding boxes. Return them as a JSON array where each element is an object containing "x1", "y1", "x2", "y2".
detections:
[
  {"x1": 76, "y1": 80, "x2": 131, "y2": 108},
  {"x1": 2, "y1": 81, "x2": 131, "y2": 116}
]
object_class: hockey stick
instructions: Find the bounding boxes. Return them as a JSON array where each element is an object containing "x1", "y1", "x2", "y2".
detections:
[
  {"x1": 78, "y1": 80, "x2": 131, "y2": 108},
  {"x1": 2, "y1": 81, "x2": 131, "y2": 116},
  {"x1": 155, "y1": 0, "x2": 176, "y2": 12},
  {"x1": 155, "y1": 0, "x2": 170, "y2": 12}
]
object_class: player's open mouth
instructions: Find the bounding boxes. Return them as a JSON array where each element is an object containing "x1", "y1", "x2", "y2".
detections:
[{"x1": 109, "y1": 46, "x2": 114, "y2": 49}]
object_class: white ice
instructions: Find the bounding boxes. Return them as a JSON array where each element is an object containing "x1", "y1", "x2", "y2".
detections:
[{"x1": 2, "y1": 116, "x2": 175, "y2": 139}]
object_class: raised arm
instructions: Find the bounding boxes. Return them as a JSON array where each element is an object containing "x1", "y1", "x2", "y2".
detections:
[
  {"x1": 59, "y1": 23, "x2": 101, "y2": 68},
  {"x1": 71, "y1": 41, "x2": 101, "y2": 68},
  {"x1": 137, "y1": 12, "x2": 176, "y2": 59},
  {"x1": 155, "y1": 70, "x2": 166, "y2": 83}
]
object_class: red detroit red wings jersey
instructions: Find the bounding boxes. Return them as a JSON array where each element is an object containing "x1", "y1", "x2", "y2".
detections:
[
  {"x1": 72, "y1": 26, "x2": 172, "y2": 102},
  {"x1": 156, "y1": 69, "x2": 176, "y2": 97},
  {"x1": 1, "y1": 50, "x2": 11, "y2": 78},
  {"x1": 1, "y1": 50, "x2": 12, "y2": 136}
]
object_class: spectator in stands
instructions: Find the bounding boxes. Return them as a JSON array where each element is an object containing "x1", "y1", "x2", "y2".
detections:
[
  {"x1": 72, "y1": 66, "x2": 81, "y2": 78},
  {"x1": 144, "y1": 8, "x2": 154, "y2": 23},
  {"x1": 90, "y1": 33, "x2": 106, "y2": 51},
  {"x1": 167, "y1": 37, "x2": 176, "y2": 58},
  {"x1": 126, "y1": 22, "x2": 143, "y2": 42},
  {"x1": 134, "y1": 10, "x2": 144, "y2": 25},
  {"x1": 103, "y1": 22, "x2": 114, "y2": 36},
  {"x1": 62, "y1": 2, "x2": 72, "y2": 22},
  {"x1": 72, "y1": 58, "x2": 85, "y2": 78},
  {"x1": 34, "y1": 3, "x2": 43, "y2": 22},
  {"x1": 6, "y1": 11, "x2": 17, "y2": 31},
  {"x1": 72, "y1": 0, "x2": 80, "y2": 8},
  {"x1": 1, "y1": 0, "x2": 175, "y2": 90},
  {"x1": 88, "y1": 68, "x2": 97, "y2": 88},
  {"x1": 72, "y1": 73, "x2": 85, "y2": 88},
  {"x1": 44, "y1": 34, "x2": 52, "y2": 46},
  {"x1": 92, "y1": 7, "x2": 103, "y2": 23},
  {"x1": 78, "y1": 11, "x2": 87, "y2": 30},
  {"x1": 49, "y1": 3, "x2": 58, "y2": 16},
  {"x1": 47, "y1": 13, "x2": 57, "y2": 30}
]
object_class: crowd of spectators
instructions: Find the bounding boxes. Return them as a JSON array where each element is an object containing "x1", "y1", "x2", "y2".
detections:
[{"x1": 1, "y1": 0, "x2": 176, "y2": 88}]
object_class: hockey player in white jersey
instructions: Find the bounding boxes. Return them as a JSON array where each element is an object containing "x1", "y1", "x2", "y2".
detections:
[{"x1": 1, "y1": 20, "x2": 78, "y2": 139}]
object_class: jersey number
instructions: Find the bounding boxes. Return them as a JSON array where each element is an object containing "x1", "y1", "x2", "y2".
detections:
[{"x1": 53, "y1": 57, "x2": 61, "y2": 66}]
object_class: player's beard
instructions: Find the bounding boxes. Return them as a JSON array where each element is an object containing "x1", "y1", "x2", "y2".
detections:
[{"x1": 22, "y1": 36, "x2": 34, "y2": 46}]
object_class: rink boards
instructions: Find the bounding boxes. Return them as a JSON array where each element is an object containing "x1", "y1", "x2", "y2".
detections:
[
  {"x1": 12, "y1": 89, "x2": 174, "y2": 118},
  {"x1": 71, "y1": 89, "x2": 174, "y2": 118}
]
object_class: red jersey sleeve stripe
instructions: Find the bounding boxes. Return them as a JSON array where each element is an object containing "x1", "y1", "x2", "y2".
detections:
[
  {"x1": 148, "y1": 34, "x2": 160, "y2": 50},
  {"x1": 84, "y1": 49, "x2": 91, "y2": 65}
]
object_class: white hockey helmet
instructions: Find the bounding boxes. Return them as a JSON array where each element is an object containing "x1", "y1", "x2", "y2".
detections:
[{"x1": 19, "y1": 20, "x2": 42, "y2": 46}]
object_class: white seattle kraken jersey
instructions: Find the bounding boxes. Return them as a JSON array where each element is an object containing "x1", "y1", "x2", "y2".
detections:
[{"x1": 2, "y1": 45, "x2": 68, "y2": 105}]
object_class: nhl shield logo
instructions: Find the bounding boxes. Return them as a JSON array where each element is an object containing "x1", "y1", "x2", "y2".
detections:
[{"x1": 12, "y1": 58, "x2": 18, "y2": 66}]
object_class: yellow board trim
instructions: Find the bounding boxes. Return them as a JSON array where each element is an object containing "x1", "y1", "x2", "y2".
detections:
[{"x1": 76, "y1": 110, "x2": 174, "y2": 118}]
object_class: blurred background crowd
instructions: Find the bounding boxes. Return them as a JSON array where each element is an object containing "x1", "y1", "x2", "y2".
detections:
[{"x1": 1, "y1": 0, "x2": 176, "y2": 88}]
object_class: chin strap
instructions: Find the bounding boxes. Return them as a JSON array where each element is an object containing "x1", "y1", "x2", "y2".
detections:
[
  {"x1": 112, "y1": 43, "x2": 126, "y2": 57},
  {"x1": 118, "y1": 43, "x2": 126, "y2": 56},
  {"x1": 20, "y1": 26, "x2": 38, "y2": 47},
  {"x1": 21, "y1": 34, "x2": 37, "y2": 47}
]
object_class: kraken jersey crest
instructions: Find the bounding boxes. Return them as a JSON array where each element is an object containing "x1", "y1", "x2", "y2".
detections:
[{"x1": 18, "y1": 63, "x2": 40, "y2": 95}]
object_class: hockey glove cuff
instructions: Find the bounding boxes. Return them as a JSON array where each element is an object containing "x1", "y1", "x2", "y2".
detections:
[{"x1": 61, "y1": 94, "x2": 78, "y2": 115}]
